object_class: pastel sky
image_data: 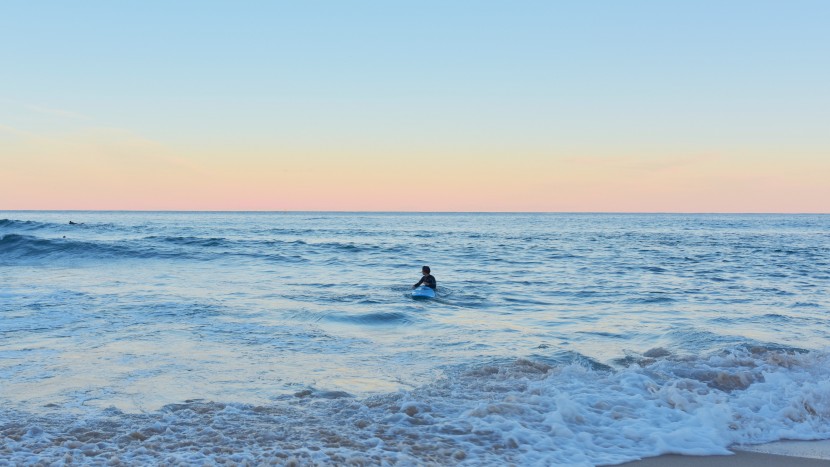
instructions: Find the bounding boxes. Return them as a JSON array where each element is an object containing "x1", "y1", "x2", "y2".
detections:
[{"x1": 2, "y1": 1, "x2": 828, "y2": 212}]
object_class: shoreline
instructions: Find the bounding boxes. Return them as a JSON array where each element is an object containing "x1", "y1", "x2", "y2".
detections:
[{"x1": 616, "y1": 440, "x2": 830, "y2": 466}]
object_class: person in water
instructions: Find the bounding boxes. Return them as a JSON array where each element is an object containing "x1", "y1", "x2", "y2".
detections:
[{"x1": 413, "y1": 265, "x2": 436, "y2": 290}]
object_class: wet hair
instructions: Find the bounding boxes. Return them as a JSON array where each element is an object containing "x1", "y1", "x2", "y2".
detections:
[{"x1": 422, "y1": 266, "x2": 430, "y2": 273}]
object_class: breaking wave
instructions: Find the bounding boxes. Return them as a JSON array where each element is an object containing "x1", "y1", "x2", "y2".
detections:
[{"x1": 2, "y1": 346, "x2": 829, "y2": 465}]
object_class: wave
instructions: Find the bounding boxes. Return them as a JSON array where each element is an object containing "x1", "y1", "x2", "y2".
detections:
[
  {"x1": 0, "y1": 234, "x2": 311, "y2": 264},
  {"x1": 324, "y1": 311, "x2": 413, "y2": 325},
  {"x1": 2, "y1": 345, "x2": 828, "y2": 465},
  {"x1": 0, "y1": 234, "x2": 147, "y2": 261},
  {"x1": 288, "y1": 306, "x2": 414, "y2": 325},
  {"x1": 145, "y1": 235, "x2": 393, "y2": 257},
  {"x1": 307, "y1": 240, "x2": 405, "y2": 254},
  {"x1": 0, "y1": 218, "x2": 123, "y2": 234},
  {"x1": 0, "y1": 234, "x2": 220, "y2": 262},
  {"x1": 0, "y1": 219, "x2": 53, "y2": 231},
  {"x1": 144, "y1": 235, "x2": 229, "y2": 248}
]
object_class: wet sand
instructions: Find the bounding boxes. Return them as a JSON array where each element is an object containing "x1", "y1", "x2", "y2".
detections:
[
  {"x1": 617, "y1": 451, "x2": 830, "y2": 466},
  {"x1": 616, "y1": 440, "x2": 830, "y2": 466}
]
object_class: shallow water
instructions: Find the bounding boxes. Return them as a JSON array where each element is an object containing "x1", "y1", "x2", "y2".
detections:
[{"x1": 1, "y1": 212, "x2": 829, "y2": 465}]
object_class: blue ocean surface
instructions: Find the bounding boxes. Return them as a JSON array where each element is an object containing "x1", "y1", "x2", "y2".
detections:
[{"x1": 1, "y1": 212, "x2": 829, "y2": 465}]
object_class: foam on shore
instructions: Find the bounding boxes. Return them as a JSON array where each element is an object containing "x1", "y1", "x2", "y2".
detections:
[
  {"x1": 3, "y1": 347, "x2": 830, "y2": 465},
  {"x1": 617, "y1": 449, "x2": 830, "y2": 467}
]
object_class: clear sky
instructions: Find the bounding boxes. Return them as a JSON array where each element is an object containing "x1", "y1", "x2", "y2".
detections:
[{"x1": 2, "y1": 1, "x2": 828, "y2": 212}]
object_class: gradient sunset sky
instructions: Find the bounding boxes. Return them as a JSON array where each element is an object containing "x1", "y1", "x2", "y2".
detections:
[{"x1": 2, "y1": 1, "x2": 828, "y2": 212}]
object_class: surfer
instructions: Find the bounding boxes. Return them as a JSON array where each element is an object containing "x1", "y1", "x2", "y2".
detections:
[{"x1": 413, "y1": 266, "x2": 436, "y2": 290}]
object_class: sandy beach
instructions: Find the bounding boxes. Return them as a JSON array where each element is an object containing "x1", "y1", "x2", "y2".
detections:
[
  {"x1": 619, "y1": 452, "x2": 829, "y2": 466},
  {"x1": 617, "y1": 440, "x2": 830, "y2": 466}
]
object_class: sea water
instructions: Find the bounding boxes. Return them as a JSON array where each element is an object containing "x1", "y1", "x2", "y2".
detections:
[{"x1": 1, "y1": 212, "x2": 829, "y2": 465}]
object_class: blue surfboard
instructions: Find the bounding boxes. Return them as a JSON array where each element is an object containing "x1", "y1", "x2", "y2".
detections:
[{"x1": 411, "y1": 286, "x2": 436, "y2": 299}]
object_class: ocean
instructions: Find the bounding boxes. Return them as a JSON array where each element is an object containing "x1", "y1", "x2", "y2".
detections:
[{"x1": 1, "y1": 211, "x2": 829, "y2": 465}]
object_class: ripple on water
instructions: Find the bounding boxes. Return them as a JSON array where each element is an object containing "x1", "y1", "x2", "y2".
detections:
[{"x1": 2, "y1": 212, "x2": 830, "y2": 464}]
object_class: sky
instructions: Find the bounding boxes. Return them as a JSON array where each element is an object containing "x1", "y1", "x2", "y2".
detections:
[{"x1": 1, "y1": 1, "x2": 828, "y2": 212}]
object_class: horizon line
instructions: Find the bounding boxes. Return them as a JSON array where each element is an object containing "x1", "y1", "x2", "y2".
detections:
[{"x1": 2, "y1": 209, "x2": 828, "y2": 215}]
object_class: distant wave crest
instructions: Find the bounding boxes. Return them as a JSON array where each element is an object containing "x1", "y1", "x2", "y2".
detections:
[
  {"x1": 0, "y1": 233, "x2": 311, "y2": 264},
  {"x1": 0, "y1": 219, "x2": 52, "y2": 231},
  {"x1": 0, "y1": 234, "x2": 153, "y2": 261},
  {"x1": 144, "y1": 235, "x2": 229, "y2": 248}
]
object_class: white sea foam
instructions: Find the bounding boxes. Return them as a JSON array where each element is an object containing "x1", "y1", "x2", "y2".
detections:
[{"x1": 2, "y1": 347, "x2": 829, "y2": 465}]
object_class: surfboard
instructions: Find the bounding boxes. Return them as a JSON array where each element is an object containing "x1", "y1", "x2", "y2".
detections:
[{"x1": 411, "y1": 286, "x2": 436, "y2": 299}]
